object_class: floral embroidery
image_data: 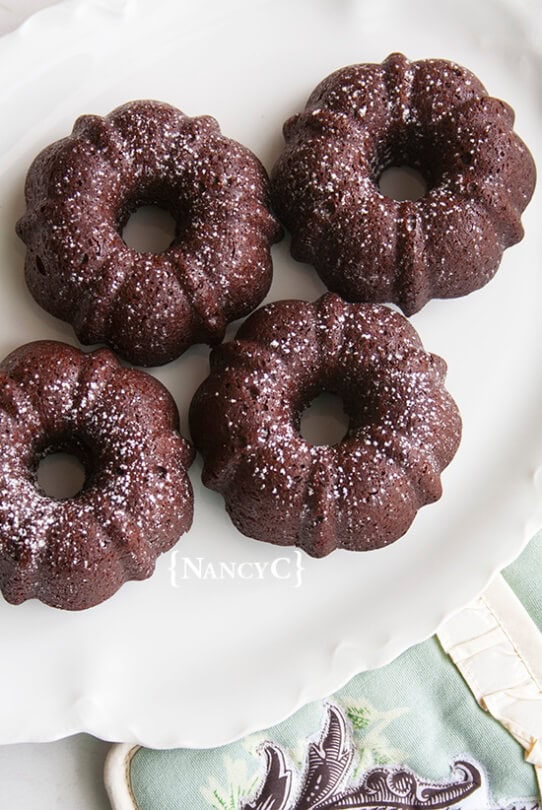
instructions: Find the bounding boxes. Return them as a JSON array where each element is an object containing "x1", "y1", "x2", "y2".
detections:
[
  {"x1": 238, "y1": 705, "x2": 537, "y2": 810},
  {"x1": 200, "y1": 704, "x2": 540, "y2": 810},
  {"x1": 200, "y1": 756, "x2": 260, "y2": 810},
  {"x1": 341, "y1": 697, "x2": 409, "y2": 772}
]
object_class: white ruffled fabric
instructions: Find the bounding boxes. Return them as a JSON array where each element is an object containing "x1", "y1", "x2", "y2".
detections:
[{"x1": 438, "y1": 574, "x2": 542, "y2": 796}]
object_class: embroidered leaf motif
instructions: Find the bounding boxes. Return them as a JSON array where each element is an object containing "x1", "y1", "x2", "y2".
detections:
[
  {"x1": 341, "y1": 698, "x2": 409, "y2": 774},
  {"x1": 241, "y1": 745, "x2": 292, "y2": 810},
  {"x1": 295, "y1": 705, "x2": 353, "y2": 810},
  {"x1": 345, "y1": 705, "x2": 371, "y2": 732},
  {"x1": 242, "y1": 705, "x2": 487, "y2": 810}
]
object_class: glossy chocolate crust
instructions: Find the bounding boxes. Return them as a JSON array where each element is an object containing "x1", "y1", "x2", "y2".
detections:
[
  {"x1": 271, "y1": 53, "x2": 536, "y2": 315},
  {"x1": 17, "y1": 100, "x2": 282, "y2": 366},
  {"x1": 190, "y1": 293, "x2": 461, "y2": 557},
  {"x1": 0, "y1": 341, "x2": 194, "y2": 610}
]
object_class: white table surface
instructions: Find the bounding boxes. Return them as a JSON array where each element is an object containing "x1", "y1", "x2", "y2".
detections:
[
  {"x1": 0, "y1": 6, "x2": 114, "y2": 810},
  {"x1": 0, "y1": 735, "x2": 112, "y2": 809}
]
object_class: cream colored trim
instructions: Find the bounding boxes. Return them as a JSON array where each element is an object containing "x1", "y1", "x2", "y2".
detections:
[
  {"x1": 104, "y1": 743, "x2": 141, "y2": 810},
  {"x1": 438, "y1": 573, "x2": 542, "y2": 797}
]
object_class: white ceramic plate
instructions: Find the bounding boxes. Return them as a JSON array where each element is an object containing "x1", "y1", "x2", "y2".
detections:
[{"x1": 0, "y1": 0, "x2": 541, "y2": 748}]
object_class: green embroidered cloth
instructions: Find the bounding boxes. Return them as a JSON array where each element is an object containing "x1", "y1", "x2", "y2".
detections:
[{"x1": 126, "y1": 531, "x2": 542, "y2": 810}]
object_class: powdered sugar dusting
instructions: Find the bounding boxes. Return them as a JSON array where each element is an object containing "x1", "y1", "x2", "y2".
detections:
[
  {"x1": 190, "y1": 293, "x2": 461, "y2": 557},
  {"x1": 16, "y1": 100, "x2": 282, "y2": 367},
  {"x1": 0, "y1": 341, "x2": 194, "y2": 610},
  {"x1": 272, "y1": 53, "x2": 535, "y2": 316}
]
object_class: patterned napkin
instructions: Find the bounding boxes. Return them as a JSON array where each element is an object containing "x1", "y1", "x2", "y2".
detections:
[{"x1": 105, "y1": 531, "x2": 542, "y2": 810}]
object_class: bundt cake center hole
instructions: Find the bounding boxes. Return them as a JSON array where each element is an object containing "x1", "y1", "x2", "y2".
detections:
[
  {"x1": 300, "y1": 393, "x2": 349, "y2": 446},
  {"x1": 378, "y1": 165, "x2": 428, "y2": 201},
  {"x1": 37, "y1": 452, "x2": 87, "y2": 500},
  {"x1": 121, "y1": 204, "x2": 177, "y2": 254}
]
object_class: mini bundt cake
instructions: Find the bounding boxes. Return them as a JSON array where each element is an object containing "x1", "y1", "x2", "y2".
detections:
[
  {"x1": 0, "y1": 341, "x2": 194, "y2": 610},
  {"x1": 16, "y1": 100, "x2": 282, "y2": 367},
  {"x1": 190, "y1": 293, "x2": 461, "y2": 557},
  {"x1": 271, "y1": 53, "x2": 536, "y2": 315}
]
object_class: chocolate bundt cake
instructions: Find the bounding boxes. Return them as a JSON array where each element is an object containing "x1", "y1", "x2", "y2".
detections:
[
  {"x1": 190, "y1": 293, "x2": 461, "y2": 557},
  {"x1": 16, "y1": 100, "x2": 282, "y2": 366},
  {"x1": 0, "y1": 341, "x2": 194, "y2": 610},
  {"x1": 271, "y1": 53, "x2": 536, "y2": 315}
]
